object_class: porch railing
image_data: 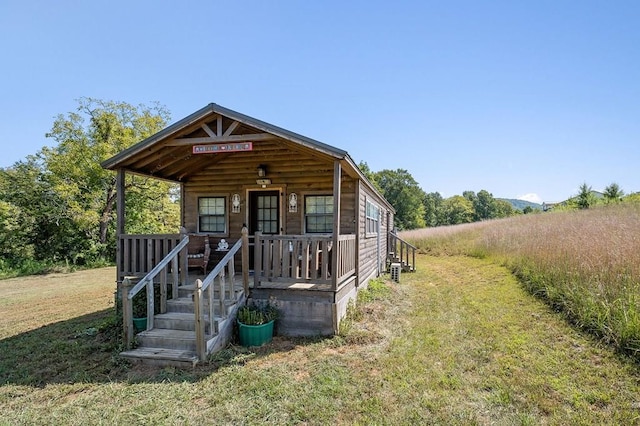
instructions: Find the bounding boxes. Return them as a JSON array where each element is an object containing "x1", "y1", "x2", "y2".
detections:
[
  {"x1": 336, "y1": 234, "x2": 357, "y2": 282},
  {"x1": 254, "y1": 233, "x2": 357, "y2": 289},
  {"x1": 118, "y1": 234, "x2": 184, "y2": 284},
  {"x1": 122, "y1": 235, "x2": 190, "y2": 348},
  {"x1": 388, "y1": 230, "x2": 417, "y2": 272},
  {"x1": 194, "y1": 227, "x2": 249, "y2": 360}
]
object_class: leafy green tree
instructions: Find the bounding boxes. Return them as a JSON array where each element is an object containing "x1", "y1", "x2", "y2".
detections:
[
  {"x1": 0, "y1": 156, "x2": 64, "y2": 262},
  {"x1": 441, "y1": 195, "x2": 474, "y2": 225},
  {"x1": 462, "y1": 190, "x2": 477, "y2": 205},
  {"x1": 576, "y1": 182, "x2": 597, "y2": 209},
  {"x1": 373, "y1": 169, "x2": 426, "y2": 230},
  {"x1": 603, "y1": 183, "x2": 624, "y2": 203},
  {"x1": 1, "y1": 98, "x2": 178, "y2": 266},
  {"x1": 623, "y1": 192, "x2": 640, "y2": 203},
  {"x1": 423, "y1": 192, "x2": 444, "y2": 227},
  {"x1": 493, "y1": 199, "x2": 516, "y2": 218},
  {"x1": 474, "y1": 190, "x2": 497, "y2": 220}
]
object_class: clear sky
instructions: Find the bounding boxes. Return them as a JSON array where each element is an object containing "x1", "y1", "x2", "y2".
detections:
[{"x1": 1, "y1": 1, "x2": 639, "y2": 204}]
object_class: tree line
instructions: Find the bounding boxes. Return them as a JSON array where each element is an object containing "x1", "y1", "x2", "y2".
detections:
[
  {"x1": 359, "y1": 163, "x2": 521, "y2": 230},
  {"x1": 0, "y1": 99, "x2": 179, "y2": 276}
]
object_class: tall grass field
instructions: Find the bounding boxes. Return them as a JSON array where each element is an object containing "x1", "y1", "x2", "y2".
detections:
[{"x1": 400, "y1": 203, "x2": 640, "y2": 358}]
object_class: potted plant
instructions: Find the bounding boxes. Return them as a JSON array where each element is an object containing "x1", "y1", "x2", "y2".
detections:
[
  {"x1": 237, "y1": 302, "x2": 279, "y2": 346},
  {"x1": 132, "y1": 292, "x2": 148, "y2": 332}
]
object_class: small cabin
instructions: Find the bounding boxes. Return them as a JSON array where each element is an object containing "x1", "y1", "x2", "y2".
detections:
[{"x1": 102, "y1": 103, "x2": 415, "y2": 366}]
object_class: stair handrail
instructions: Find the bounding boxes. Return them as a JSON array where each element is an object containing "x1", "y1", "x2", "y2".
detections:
[
  {"x1": 388, "y1": 230, "x2": 417, "y2": 272},
  {"x1": 122, "y1": 234, "x2": 190, "y2": 348},
  {"x1": 194, "y1": 227, "x2": 250, "y2": 360}
]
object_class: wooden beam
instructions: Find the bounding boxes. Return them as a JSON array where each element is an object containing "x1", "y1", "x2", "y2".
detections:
[
  {"x1": 201, "y1": 123, "x2": 216, "y2": 137},
  {"x1": 116, "y1": 168, "x2": 125, "y2": 236},
  {"x1": 116, "y1": 168, "x2": 125, "y2": 284},
  {"x1": 223, "y1": 120, "x2": 239, "y2": 137},
  {"x1": 176, "y1": 153, "x2": 232, "y2": 180},
  {"x1": 167, "y1": 133, "x2": 276, "y2": 145},
  {"x1": 332, "y1": 160, "x2": 341, "y2": 291},
  {"x1": 217, "y1": 115, "x2": 223, "y2": 137}
]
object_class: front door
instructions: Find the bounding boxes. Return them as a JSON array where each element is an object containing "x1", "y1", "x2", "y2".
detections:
[{"x1": 248, "y1": 190, "x2": 280, "y2": 268}]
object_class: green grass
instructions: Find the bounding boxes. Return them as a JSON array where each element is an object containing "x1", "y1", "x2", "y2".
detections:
[
  {"x1": 402, "y1": 203, "x2": 640, "y2": 359},
  {"x1": 2, "y1": 259, "x2": 640, "y2": 424}
]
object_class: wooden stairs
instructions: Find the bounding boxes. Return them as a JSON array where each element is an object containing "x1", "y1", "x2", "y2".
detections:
[
  {"x1": 120, "y1": 279, "x2": 245, "y2": 367},
  {"x1": 387, "y1": 231, "x2": 417, "y2": 273}
]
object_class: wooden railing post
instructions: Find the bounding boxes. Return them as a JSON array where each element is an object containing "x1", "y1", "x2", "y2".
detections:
[
  {"x1": 194, "y1": 279, "x2": 206, "y2": 361},
  {"x1": 254, "y1": 232, "x2": 262, "y2": 288},
  {"x1": 122, "y1": 277, "x2": 134, "y2": 349},
  {"x1": 160, "y1": 267, "x2": 167, "y2": 314},
  {"x1": 146, "y1": 279, "x2": 154, "y2": 331},
  {"x1": 241, "y1": 226, "x2": 249, "y2": 295}
]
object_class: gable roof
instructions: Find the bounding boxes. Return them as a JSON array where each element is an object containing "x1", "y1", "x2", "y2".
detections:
[
  {"x1": 102, "y1": 103, "x2": 347, "y2": 170},
  {"x1": 101, "y1": 103, "x2": 393, "y2": 211}
]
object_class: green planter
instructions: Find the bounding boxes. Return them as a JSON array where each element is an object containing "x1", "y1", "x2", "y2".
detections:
[
  {"x1": 133, "y1": 317, "x2": 147, "y2": 332},
  {"x1": 238, "y1": 320, "x2": 275, "y2": 346}
]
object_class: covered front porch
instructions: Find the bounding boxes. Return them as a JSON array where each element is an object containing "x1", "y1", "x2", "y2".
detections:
[{"x1": 117, "y1": 228, "x2": 358, "y2": 364}]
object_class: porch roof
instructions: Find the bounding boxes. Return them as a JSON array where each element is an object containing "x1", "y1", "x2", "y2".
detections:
[{"x1": 101, "y1": 102, "x2": 394, "y2": 212}]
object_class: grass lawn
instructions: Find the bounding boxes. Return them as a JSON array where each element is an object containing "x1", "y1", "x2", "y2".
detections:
[{"x1": 1, "y1": 258, "x2": 639, "y2": 424}]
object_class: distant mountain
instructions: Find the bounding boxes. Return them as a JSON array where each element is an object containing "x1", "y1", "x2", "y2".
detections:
[{"x1": 499, "y1": 198, "x2": 543, "y2": 211}]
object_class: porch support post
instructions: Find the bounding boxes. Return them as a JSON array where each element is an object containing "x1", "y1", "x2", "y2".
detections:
[
  {"x1": 241, "y1": 226, "x2": 250, "y2": 296},
  {"x1": 331, "y1": 160, "x2": 341, "y2": 291},
  {"x1": 116, "y1": 168, "x2": 126, "y2": 284}
]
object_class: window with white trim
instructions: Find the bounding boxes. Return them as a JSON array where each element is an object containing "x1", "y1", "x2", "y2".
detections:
[
  {"x1": 305, "y1": 195, "x2": 333, "y2": 233},
  {"x1": 366, "y1": 199, "x2": 379, "y2": 235},
  {"x1": 198, "y1": 196, "x2": 226, "y2": 233}
]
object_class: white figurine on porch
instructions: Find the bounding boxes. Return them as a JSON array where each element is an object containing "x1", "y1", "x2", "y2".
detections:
[{"x1": 217, "y1": 239, "x2": 229, "y2": 251}]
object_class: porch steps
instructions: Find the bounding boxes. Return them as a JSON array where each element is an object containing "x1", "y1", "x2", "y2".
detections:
[
  {"x1": 120, "y1": 279, "x2": 245, "y2": 368},
  {"x1": 388, "y1": 254, "x2": 415, "y2": 272}
]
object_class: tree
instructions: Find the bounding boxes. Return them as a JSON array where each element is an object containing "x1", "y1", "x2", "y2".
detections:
[
  {"x1": 576, "y1": 182, "x2": 597, "y2": 209},
  {"x1": 441, "y1": 195, "x2": 474, "y2": 225},
  {"x1": 423, "y1": 192, "x2": 444, "y2": 227},
  {"x1": 493, "y1": 199, "x2": 515, "y2": 218},
  {"x1": 474, "y1": 190, "x2": 497, "y2": 220},
  {"x1": 603, "y1": 183, "x2": 624, "y2": 203},
  {"x1": 0, "y1": 98, "x2": 178, "y2": 266},
  {"x1": 374, "y1": 169, "x2": 426, "y2": 230},
  {"x1": 357, "y1": 161, "x2": 382, "y2": 193}
]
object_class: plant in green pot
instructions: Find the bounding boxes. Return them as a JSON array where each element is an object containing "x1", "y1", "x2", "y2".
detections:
[
  {"x1": 132, "y1": 292, "x2": 148, "y2": 332},
  {"x1": 237, "y1": 302, "x2": 279, "y2": 347}
]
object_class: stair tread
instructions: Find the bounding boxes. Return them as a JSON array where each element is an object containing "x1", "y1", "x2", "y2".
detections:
[
  {"x1": 121, "y1": 347, "x2": 198, "y2": 362},
  {"x1": 156, "y1": 312, "x2": 208, "y2": 320},
  {"x1": 138, "y1": 329, "x2": 196, "y2": 339}
]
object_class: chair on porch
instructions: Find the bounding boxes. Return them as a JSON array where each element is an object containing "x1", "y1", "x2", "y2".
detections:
[{"x1": 187, "y1": 235, "x2": 211, "y2": 274}]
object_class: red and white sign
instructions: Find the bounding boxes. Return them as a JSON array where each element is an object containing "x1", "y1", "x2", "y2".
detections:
[{"x1": 193, "y1": 142, "x2": 253, "y2": 154}]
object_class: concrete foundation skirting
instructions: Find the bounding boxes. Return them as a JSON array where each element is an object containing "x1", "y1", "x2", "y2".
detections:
[{"x1": 250, "y1": 276, "x2": 360, "y2": 337}]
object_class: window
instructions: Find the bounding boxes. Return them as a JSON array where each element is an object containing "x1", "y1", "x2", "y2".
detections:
[
  {"x1": 366, "y1": 199, "x2": 379, "y2": 235},
  {"x1": 198, "y1": 197, "x2": 226, "y2": 233},
  {"x1": 305, "y1": 195, "x2": 333, "y2": 233}
]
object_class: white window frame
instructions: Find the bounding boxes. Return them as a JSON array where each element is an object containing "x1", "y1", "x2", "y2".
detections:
[
  {"x1": 304, "y1": 194, "x2": 334, "y2": 234},
  {"x1": 197, "y1": 196, "x2": 227, "y2": 234},
  {"x1": 366, "y1": 198, "x2": 380, "y2": 237}
]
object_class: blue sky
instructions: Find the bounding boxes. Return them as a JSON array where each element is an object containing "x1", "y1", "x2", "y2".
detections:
[{"x1": 1, "y1": 1, "x2": 639, "y2": 203}]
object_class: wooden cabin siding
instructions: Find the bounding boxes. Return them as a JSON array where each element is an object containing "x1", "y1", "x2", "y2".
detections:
[
  {"x1": 356, "y1": 180, "x2": 393, "y2": 287},
  {"x1": 181, "y1": 140, "x2": 357, "y2": 237}
]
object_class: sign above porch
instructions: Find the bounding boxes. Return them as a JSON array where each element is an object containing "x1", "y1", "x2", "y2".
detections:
[{"x1": 193, "y1": 142, "x2": 253, "y2": 154}]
